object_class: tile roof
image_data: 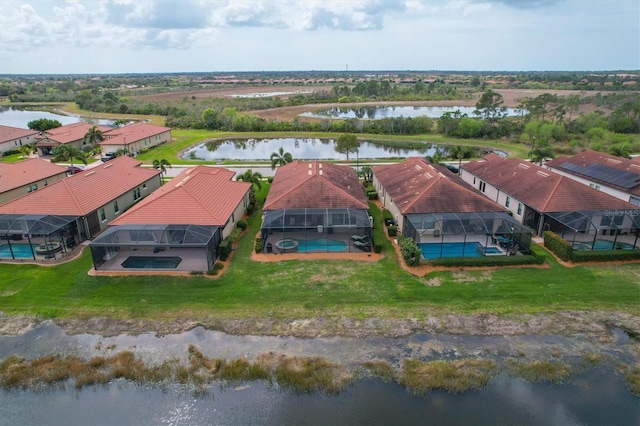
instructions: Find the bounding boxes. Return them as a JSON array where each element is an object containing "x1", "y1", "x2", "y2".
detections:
[
  {"x1": 462, "y1": 155, "x2": 636, "y2": 212},
  {"x1": 372, "y1": 157, "x2": 505, "y2": 214},
  {"x1": 0, "y1": 125, "x2": 39, "y2": 143},
  {"x1": 264, "y1": 160, "x2": 368, "y2": 210},
  {"x1": 0, "y1": 158, "x2": 67, "y2": 193},
  {"x1": 0, "y1": 156, "x2": 160, "y2": 216},
  {"x1": 110, "y1": 166, "x2": 250, "y2": 226},
  {"x1": 38, "y1": 123, "x2": 112, "y2": 145},
  {"x1": 100, "y1": 122, "x2": 172, "y2": 146},
  {"x1": 545, "y1": 150, "x2": 640, "y2": 196}
]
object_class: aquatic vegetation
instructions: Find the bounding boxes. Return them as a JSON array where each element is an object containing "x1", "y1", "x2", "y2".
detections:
[
  {"x1": 399, "y1": 359, "x2": 497, "y2": 394},
  {"x1": 505, "y1": 359, "x2": 573, "y2": 384},
  {"x1": 362, "y1": 360, "x2": 394, "y2": 382}
]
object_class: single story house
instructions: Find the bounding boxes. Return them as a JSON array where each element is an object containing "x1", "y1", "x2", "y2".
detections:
[
  {"x1": 35, "y1": 122, "x2": 112, "y2": 155},
  {"x1": 0, "y1": 156, "x2": 161, "y2": 260},
  {"x1": 89, "y1": 166, "x2": 251, "y2": 272},
  {"x1": 544, "y1": 150, "x2": 640, "y2": 206},
  {"x1": 373, "y1": 157, "x2": 531, "y2": 258},
  {"x1": 0, "y1": 125, "x2": 39, "y2": 154},
  {"x1": 0, "y1": 158, "x2": 68, "y2": 205},
  {"x1": 100, "y1": 123, "x2": 172, "y2": 157},
  {"x1": 260, "y1": 160, "x2": 372, "y2": 253},
  {"x1": 461, "y1": 154, "x2": 640, "y2": 251}
]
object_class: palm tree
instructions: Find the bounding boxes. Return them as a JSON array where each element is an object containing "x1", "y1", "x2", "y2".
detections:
[
  {"x1": 608, "y1": 143, "x2": 632, "y2": 159},
  {"x1": 18, "y1": 144, "x2": 33, "y2": 159},
  {"x1": 84, "y1": 125, "x2": 104, "y2": 148},
  {"x1": 52, "y1": 144, "x2": 87, "y2": 173},
  {"x1": 152, "y1": 159, "x2": 171, "y2": 181},
  {"x1": 448, "y1": 145, "x2": 473, "y2": 175},
  {"x1": 270, "y1": 147, "x2": 293, "y2": 170},
  {"x1": 531, "y1": 146, "x2": 555, "y2": 165},
  {"x1": 237, "y1": 169, "x2": 263, "y2": 190},
  {"x1": 425, "y1": 151, "x2": 444, "y2": 165}
]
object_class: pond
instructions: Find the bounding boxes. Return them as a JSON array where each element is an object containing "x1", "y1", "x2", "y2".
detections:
[
  {"x1": 182, "y1": 138, "x2": 504, "y2": 161},
  {"x1": 300, "y1": 105, "x2": 524, "y2": 120},
  {"x1": 0, "y1": 106, "x2": 116, "y2": 128}
]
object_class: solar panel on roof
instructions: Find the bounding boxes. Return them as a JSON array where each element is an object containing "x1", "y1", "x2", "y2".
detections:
[{"x1": 559, "y1": 162, "x2": 640, "y2": 189}]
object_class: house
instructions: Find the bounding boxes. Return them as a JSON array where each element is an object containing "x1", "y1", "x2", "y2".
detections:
[
  {"x1": 0, "y1": 158, "x2": 68, "y2": 205},
  {"x1": 0, "y1": 156, "x2": 161, "y2": 260},
  {"x1": 100, "y1": 122, "x2": 172, "y2": 156},
  {"x1": 89, "y1": 166, "x2": 251, "y2": 272},
  {"x1": 544, "y1": 150, "x2": 640, "y2": 206},
  {"x1": 260, "y1": 160, "x2": 372, "y2": 253},
  {"x1": 0, "y1": 125, "x2": 39, "y2": 154},
  {"x1": 373, "y1": 157, "x2": 531, "y2": 258},
  {"x1": 35, "y1": 122, "x2": 112, "y2": 155},
  {"x1": 461, "y1": 154, "x2": 640, "y2": 251}
]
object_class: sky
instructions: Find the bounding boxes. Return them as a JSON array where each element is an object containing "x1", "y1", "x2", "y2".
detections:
[{"x1": 0, "y1": 0, "x2": 638, "y2": 74}]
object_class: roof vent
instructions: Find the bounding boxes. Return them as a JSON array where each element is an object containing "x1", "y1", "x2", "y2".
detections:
[
  {"x1": 103, "y1": 164, "x2": 113, "y2": 169},
  {"x1": 319, "y1": 163, "x2": 322, "y2": 169},
  {"x1": 85, "y1": 171, "x2": 96, "y2": 177},
  {"x1": 319, "y1": 170, "x2": 323, "y2": 175},
  {"x1": 308, "y1": 163, "x2": 312, "y2": 169},
  {"x1": 606, "y1": 158, "x2": 622, "y2": 164},
  {"x1": 536, "y1": 171, "x2": 549, "y2": 177},
  {"x1": 308, "y1": 170, "x2": 312, "y2": 176},
  {"x1": 518, "y1": 163, "x2": 530, "y2": 169}
]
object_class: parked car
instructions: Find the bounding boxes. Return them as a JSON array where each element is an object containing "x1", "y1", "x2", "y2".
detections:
[
  {"x1": 66, "y1": 166, "x2": 85, "y2": 175},
  {"x1": 101, "y1": 152, "x2": 116, "y2": 162}
]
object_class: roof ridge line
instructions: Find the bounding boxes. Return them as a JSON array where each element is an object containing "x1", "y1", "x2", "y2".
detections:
[{"x1": 541, "y1": 174, "x2": 564, "y2": 211}]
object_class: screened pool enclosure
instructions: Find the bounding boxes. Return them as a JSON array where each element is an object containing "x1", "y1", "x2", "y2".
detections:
[
  {"x1": 544, "y1": 209, "x2": 640, "y2": 251},
  {"x1": 260, "y1": 208, "x2": 373, "y2": 253},
  {"x1": 89, "y1": 224, "x2": 221, "y2": 272},
  {"x1": 403, "y1": 211, "x2": 532, "y2": 259},
  {"x1": 0, "y1": 214, "x2": 80, "y2": 260}
]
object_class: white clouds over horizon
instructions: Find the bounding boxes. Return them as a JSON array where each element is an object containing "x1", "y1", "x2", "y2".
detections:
[{"x1": 0, "y1": 0, "x2": 638, "y2": 74}]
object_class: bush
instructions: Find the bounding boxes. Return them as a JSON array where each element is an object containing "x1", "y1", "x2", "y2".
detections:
[
  {"x1": 218, "y1": 237, "x2": 233, "y2": 261},
  {"x1": 387, "y1": 225, "x2": 397, "y2": 237},
  {"x1": 571, "y1": 249, "x2": 640, "y2": 263},
  {"x1": 367, "y1": 190, "x2": 378, "y2": 200},
  {"x1": 374, "y1": 243, "x2": 382, "y2": 253},
  {"x1": 543, "y1": 231, "x2": 572, "y2": 261},
  {"x1": 206, "y1": 263, "x2": 224, "y2": 275},
  {"x1": 398, "y1": 236, "x2": 421, "y2": 266},
  {"x1": 237, "y1": 220, "x2": 248, "y2": 230},
  {"x1": 230, "y1": 228, "x2": 242, "y2": 242},
  {"x1": 427, "y1": 254, "x2": 545, "y2": 267},
  {"x1": 255, "y1": 237, "x2": 263, "y2": 253},
  {"x1": 382, "y1": 209, "x2": 393, "y2": 221},
  {"x1": 267, "y1": 177, "x2": 274, "y2": 183}
]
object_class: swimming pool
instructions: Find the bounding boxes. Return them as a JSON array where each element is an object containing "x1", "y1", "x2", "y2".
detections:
[
  {"x1": 0, "y1": 244, "x2": 38, "y2": 259},
  {"x1": 121, "y1": 256, "x2": 183, "y2": 269},
  {"x1": 295, "y1": 238, "x2": 348, "y2": 252},
  {"x1": 573, "y1": 239, "x2": 637, "y2": 251},
  {"x1": 419, "y1": 242, "x2": 501, "y2": 259}
]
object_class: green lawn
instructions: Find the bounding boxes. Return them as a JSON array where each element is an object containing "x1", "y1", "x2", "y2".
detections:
[{"x1": 0, "y1": 199, "x2": 638, "y2": 321}]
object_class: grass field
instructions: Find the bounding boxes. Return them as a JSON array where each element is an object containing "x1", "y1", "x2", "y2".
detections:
[{"x1": 0, "y1": 194, "x2": 638, "y2": 322}]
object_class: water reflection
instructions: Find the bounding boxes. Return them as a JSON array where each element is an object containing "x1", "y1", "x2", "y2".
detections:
[
  {"x1": 300, "y1": 106, "x2": 524, "y2": 120},
  {"x1": 183, "y1": 138, "x2": 502, "y2": 161},
  {"x1": 0, "y1": 106, "x2": 116, "y2": 128}
]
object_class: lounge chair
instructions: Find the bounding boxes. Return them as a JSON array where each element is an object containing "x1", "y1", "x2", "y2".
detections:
[
  {"x1": 353, "y1": 239, "x2": 371, "y2": 251},
  {"x1": 351, "y1": 234, "x2": 369, "y2": 242}
]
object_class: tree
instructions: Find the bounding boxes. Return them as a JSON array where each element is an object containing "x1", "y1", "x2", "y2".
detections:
[
  {"x1": 52, "y1": 144, "x2": 87, "y2": 172},
  {"x1": 531, "y1": 144, "x2": 554, "y2": 165},
  {"x1": 359, "y1": 165, "x2": 373, "y2": 183},
  {"x1": 448, "y1": 145, "x2": 473, "y2": 175},
  {"x1": 237, "y1": 169, "x2": 263, "y2": 190},
  {"x1": 18, "y1": 144, "x2": 33, "y2": 159},
  {"x1": 335, "y1": 134, "x2": 360, "y2": 161},
  {"x1": 608, "y1": 143, "x2": 632, "y2": 159},
  {"x1": 27, "y1": 118, "x2": 62, "y2": 132},
  {"x1": 425, "y1": 151, "x2": 444, "y2": 165},
  {"x1": 84, "y1": 125, "x2": 104, "y2": 148},
  {"x1": 474, "y1": 89, "x2": 506, "y2": 122},
  {"x1": 152, "y1": 158, "x2": 171, "y2": 180},
  {"x1": 270, "y1": 147, "x2": 293, "y2": 170}
]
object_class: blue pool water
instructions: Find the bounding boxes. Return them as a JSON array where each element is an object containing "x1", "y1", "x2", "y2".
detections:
[
  {"x1": 295, "y1": 238, "x2": 348, "y2": 252},
  {"x1": 0, "y1": 244, "x2": 38, "y2": 258},
  {"x1": 420, "y1": 242, "x2": 500, "y2": 259}
]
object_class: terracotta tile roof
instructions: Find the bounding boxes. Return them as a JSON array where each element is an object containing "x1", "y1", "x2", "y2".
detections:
[
  {"x1": 110, "y1": 166, "x2": 250, "y2": 226},
  {"x1": 0, "y1": 158, "x2": 67, "y2": 193},
  {"x1": 37, "y1": 123, "x2": 112, "y2": 145},
  {"x1": 264, "y1": 160, "x2": 368, "y2": 210},
  {"x1": 100, "y1": 122, "x2": 172, "y2": 146},
  {"x1": 462, "y1": 156, "x2": 636, "y2": 212},
  {"x1": 0, "y1": 125, "x2": 39, "y2": 143},
  {"x1": 373, "y1": 157, "x2": 505, "y2": 214},
  {"x1": 545, "y1": 150, "x2": 640, "y2": 196},
  {"x1": 0, "y1": 156, "x2": 160, "y2": 216}
]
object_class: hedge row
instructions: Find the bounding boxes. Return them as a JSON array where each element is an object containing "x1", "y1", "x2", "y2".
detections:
[
  {"x1": 571, "y1": 249, "x2": 640, "y2": 262},
  {"x1": 543, "y1": 231, "x2": 572, "y2": 261},
  {"x1": 426, "y1": 253, "x2": 545, "y2": 267}
]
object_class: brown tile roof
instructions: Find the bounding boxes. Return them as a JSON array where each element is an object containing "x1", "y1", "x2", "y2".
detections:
[
  {"x1": 373, "y1": 157, "x2": 505, "y2": 214},
  {"x1": 264, "y1": 160, "x2": 368, "y2": 210},
  {"x1": 545, "y1": 150, "x2": 640, "y2": 196},
  {"x1": 100, "y1": 123, "x2": 172, "y2": 146},
  {"x1": 0, "y1": 125, "x2": 39, "y2": 143},
  {"x1": 0, "y1": 158, "x2": 67, "y2": 193},
  {"x1": 110, "y1": 166, "x2": 250, "y2": 226},
  {"x1": 0, "y1": 156, "x2": 160, "y2": 216},
  {"x1": 37, "y1": 123, "x2": 112, "y2": 145},
  {"x1": 462, "y1": 156, "x2": 636, "y2": 212}
]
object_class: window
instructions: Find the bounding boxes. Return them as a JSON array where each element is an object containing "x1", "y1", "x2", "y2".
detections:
[
  {"x1": 142, "y1": 183, "x2": 147, "y2": 190},
  {"x1": 44, "y1": 180, "x2": 48, "y2": 186},
  {"x1": 479, "y1": 181, "x2": 486, "y2": 193},
  {"x1": 589, "y1": 183, "x2": 601, "y2": 190},
  {"x1": 517, "y1": 203, "x2": 523, "y2": 215},
  {"x1": 114, "y1": 200, "x2": 119, "y2": 214},
  {"x1": 99, "y1": 208, "x2": 106, "y2": 221},
  {"x1": 27, "y1": 184, "x2": 38, "y2": 193},
  {"x1": 473, "y1": 177, "x2": 476, "y2": 185},
  {"x1": 133, "y1": 187, "x2": 141, "y2": 201},
  {"x1": 505, "y1": 196, "x2": 510, "y2": 208}
]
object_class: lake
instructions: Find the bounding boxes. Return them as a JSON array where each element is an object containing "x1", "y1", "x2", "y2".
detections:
[
  {"x1": 182, "y1": 137, "x2": 503, "y2": 161},
  {"x1": 300, "y1": 106, "x2": 524, "y2": 120},
  {"x1": 0, "y1": 106, "x2": 114, "y2": 128}
]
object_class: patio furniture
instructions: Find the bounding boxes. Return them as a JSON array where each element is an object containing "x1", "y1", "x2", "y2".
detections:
[
  {"x1": 353, "y1": 240, "x2": 371, "y2": 251},
  {"x1": 351, "y1": 234, "x2": 369, "y2": 242}
]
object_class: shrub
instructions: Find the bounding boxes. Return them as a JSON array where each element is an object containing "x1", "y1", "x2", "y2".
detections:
[
  {"x1": 237, "y1": 220, "x2": 248, "y2": 230},
  {"x1": 255, "y1": 237, "x2": 263, "y2": 253},
  {"x1": 543, "y1": 231, "x2": 572, "y2": 261},
  {"x1": 374, "y1": 243, "x2": 382, "y2": 254},
  {"x1": 230, "y1": 228, "x2": 242, "y2": 242},
  {"x1": 427, "y1": 254, "x2": 544, "y2": 267},
  {"x1": 218, "y1": 237, "x2": 233, "y2": 261},
  {"x1": 367, "y1": 190, "x2": 378, "y2": 200},
  {"x1": 571, "y1": 249, "x2": 640, "y2": 263},
  {"x1": 267, "y1": 177, "x2": 274, "y2": 183},
  {"x1": 387, "y1": 225, "x2": 397, "y2": 237},
  {"x1": 206, "y1": 263, "x2": 224, "y2": 275},
  {"x1": 382, "y1": 209, "x2": 393, "y2": 221},
  {"x1": 398, "y1": 236, "x2": 421, "y2": 266}
]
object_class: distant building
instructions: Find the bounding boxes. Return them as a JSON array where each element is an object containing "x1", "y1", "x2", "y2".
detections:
[
  {"x1": 0, "y1": 125, "x2": 39, "y2": 154},
  {"x1": 0, "y1": 158, "x2": 67, "y2": 205},
  {"x1": 35, "y1": 123, "x2": 112, "y2": 155},
  {"x1": 100, "y1": 123, "x2": 172, "y2": 157}
]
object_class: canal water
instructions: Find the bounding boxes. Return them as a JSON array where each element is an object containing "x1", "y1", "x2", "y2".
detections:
[
  {"x1": 299, "y1": 105, "x2": 523, "y2": 120},
  {"x1": 0, "y1": 322, "x2": 638, "y2": 425},
  {"x1": 0, "y1": 106, "x2": 114, "y2": 128}
]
